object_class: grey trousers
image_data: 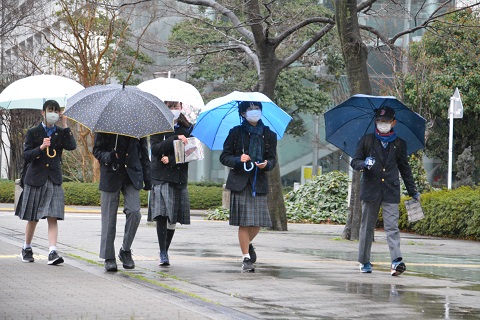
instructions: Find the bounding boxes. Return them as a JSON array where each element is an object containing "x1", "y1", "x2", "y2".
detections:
[
  {"x1": 358, "y1": 201, "x2": 402, "y2": 264},
  {"x1": 99, "y1": 184, "x2": 141, "y2": 260}
]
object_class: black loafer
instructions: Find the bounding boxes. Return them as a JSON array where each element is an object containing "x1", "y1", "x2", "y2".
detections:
[
  {"x1": 104, "y1": 259, "x2": 118, "y2": 272},
  {"x1": 118, "y1": 248, "x2": 135, "y2": 269}
]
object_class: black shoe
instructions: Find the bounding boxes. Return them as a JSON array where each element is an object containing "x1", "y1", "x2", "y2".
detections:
[
  {"x1": 21, "y1": 247, "x2": 34, "y2": 263},
  {"x1": 242, "y1": 257, "x2": 255, "y2": 272},
  {"x1": 391, "y1": 260, "x2": 406, "y2": 276},
  {"x1": 104, "y1": 259, "x2": 118, "y2": 272},
  {"x1": 249, "y1": 244, "x2": 257, "y2": 263},
  {"x1": 118, "y1": 248, "x2": 135, "y2": 269},
  {"x1": 48, "y1": 250, "x2": 64, "y2": 265}
]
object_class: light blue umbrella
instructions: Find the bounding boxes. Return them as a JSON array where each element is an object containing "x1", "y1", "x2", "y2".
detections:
[{"x1": 191, "y1": 91, "x2": 292, "y2": 150}]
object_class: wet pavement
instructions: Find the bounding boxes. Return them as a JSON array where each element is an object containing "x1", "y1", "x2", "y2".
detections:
[{"x1": 0, "y1": 203, "x2": 479, "y2": 319}]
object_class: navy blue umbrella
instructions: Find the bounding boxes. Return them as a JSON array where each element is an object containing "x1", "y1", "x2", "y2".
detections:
[{"x1": 324, "y1": 94, "x2": 426, "y2": 157}]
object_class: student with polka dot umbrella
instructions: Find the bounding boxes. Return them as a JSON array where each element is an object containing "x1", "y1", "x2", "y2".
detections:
[{"x1": 65, "y1": 82, "x2": 174, "y2": 272}]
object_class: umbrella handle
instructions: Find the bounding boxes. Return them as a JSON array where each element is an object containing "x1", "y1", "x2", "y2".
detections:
[
  {"x1": 46, "y1": 147, "x2": 56, "y2": 158},
  {"x1": 244, "y1": 161, "x2": 254, "y2": 172}
]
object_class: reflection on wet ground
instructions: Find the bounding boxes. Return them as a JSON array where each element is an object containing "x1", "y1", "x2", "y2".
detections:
[
  {"x1": 177, "y1": 246, "x2": 480, "y2": 318},
  {"x1": 282, "y1": 248, "x2": 480, "y2": 282},
  {"x1": 337, "y1": 282, "x2": 480, "y2": 319}
]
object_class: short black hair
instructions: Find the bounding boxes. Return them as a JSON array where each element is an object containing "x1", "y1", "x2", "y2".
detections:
[
  {"x1": 238, "y1": 101, "x2": 262, "y2": 117},
  {"x1": 43, "y1": 100, "x2": 60, "y2": 112}
]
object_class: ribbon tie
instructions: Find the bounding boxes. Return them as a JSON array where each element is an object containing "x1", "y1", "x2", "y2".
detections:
[{"x1": 45, "y1": 126, "x2": 56, "y2": 137}]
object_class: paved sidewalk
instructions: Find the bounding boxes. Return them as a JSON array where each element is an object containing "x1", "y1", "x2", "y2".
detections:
[{"x1": 1, "y1": 203, "x2": 480, "y2": 319}]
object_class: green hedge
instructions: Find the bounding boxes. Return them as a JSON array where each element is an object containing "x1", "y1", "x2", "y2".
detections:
[
  {"x1": 398, "y1": 186, "x2": 480, "y2": 240},
  {"x1": 1, "y1": 180, "x2": 222, "y2": 210}
]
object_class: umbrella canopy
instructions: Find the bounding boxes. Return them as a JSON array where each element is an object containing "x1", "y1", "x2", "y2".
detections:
[
  {"x1": 324, "y1": 94, "x2": 426, "y2": 157},
  {"x1": 0, "y1": 74, "x2": 84, "y2": 109},
  {"x1": 64, "y1": 83, "x2": 174, "y2": 139},
  {"x1": 137, "y1": 78, "x2": 204, "y2": 122},
  {"x1": 191, "y1": 91, "x2": 292, "y2": 150}
]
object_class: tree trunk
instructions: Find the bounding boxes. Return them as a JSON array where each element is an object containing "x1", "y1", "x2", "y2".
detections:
[
  {"x1": 334, "y1": 0, "x2": 372, "y2": 240},
  {"x1": 258, "y1": 55, "x2": 288, "y2": 231},
  {"x1": 267, "y1": 161, "x2": 288, "y2": 230}
]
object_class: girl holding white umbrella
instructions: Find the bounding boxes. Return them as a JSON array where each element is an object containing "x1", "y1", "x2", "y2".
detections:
[{"x1": 15, "y1": 100, "x2": 77, "y2": 265}]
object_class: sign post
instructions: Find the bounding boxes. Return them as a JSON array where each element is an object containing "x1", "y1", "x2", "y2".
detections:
[{"x1": 448, "y1": 88, "x2": 463, "y2": 189}]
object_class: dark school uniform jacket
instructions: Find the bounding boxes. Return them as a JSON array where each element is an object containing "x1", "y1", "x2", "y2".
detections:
[
  {"x1": 93, "y1": 133, "x2": 151, "y2": 192},
  {"x1": 150, "y1": 125, "x2": 192, "y2": 189},
  {"x1": 23, "y1": 123, "x2": 77, "y2": 187},
  {"x1": 220, "y1": 125, "x2": 277, "y2": 194},
  {"x1": 350, "y1": 133, "x2": 417, "y2": 204}
]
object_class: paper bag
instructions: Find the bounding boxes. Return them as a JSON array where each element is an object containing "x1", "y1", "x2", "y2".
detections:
[
  {"x1": 404, "y1": 199, "x2": 424, "y2": 222},
  {"x1": 174, "y1": 137, "x2": 205, "y2": 164}
]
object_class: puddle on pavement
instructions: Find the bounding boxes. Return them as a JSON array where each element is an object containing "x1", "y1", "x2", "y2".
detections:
[
  {"x1": 282, "y1": 248, "x2": 480, "y2": 282},
  {"x1": 332, "y1": 282, "x2": 480, "y2": 319}
]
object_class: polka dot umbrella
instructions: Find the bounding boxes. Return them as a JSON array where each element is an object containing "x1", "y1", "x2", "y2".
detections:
[{"x1": 64, "y1": 82, "x2": 174, "y2": 140}]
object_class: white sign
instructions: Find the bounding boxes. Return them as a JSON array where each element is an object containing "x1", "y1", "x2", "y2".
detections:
[{"x1": 448, "y1": 87, "x2": 463, "y2": 119}]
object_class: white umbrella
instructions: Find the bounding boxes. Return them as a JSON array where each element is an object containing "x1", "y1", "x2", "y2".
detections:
[
  {"x1": 137, "y1": 77, "x2": 204, "y2": 121},
  {"x1": 0, "y1": 74, "x2": 85, "y2": 109}
]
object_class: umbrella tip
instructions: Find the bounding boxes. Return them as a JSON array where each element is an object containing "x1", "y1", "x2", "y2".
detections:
[{"x1": 122, "y1": 81, "x2": 126, "y2": 90}]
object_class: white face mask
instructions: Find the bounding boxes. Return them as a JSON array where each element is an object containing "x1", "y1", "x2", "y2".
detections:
[
  {"x1": 377, "y1": 122, "x2": 392, "y2": 134},
  {"x1": 171, "y1": 109, "x2": 181, "y2": 120},
  {"x1": 245, "y1": 110, "x2": 262, "y2": 123},
  {"x1": 45, "y1": 112, "x2": 59, "y2": 125}
]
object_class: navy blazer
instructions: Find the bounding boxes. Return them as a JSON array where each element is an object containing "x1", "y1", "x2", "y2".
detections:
[
  {"x1": 220, "y1": 125, "x2": 277, "y2": 194},
  {"x1": 150, "y1": 125, "x2": 192, "y2": 188},
  {"x1": 93, "y1": 133, "x2": 151, "y2": 192},
  {"x1": 23, "y1": 123, "x2": 77, "y2": 187},
  {"x1": 351, "y1": 133, "x2": 417, "y2": 204}
]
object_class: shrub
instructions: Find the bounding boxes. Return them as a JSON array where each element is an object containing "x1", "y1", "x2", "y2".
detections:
[
  {"x1": 284, "y1": 171, "x2": 349, "y2": 224},
  {"x1": 188, "y1": 185, "x2": 222, "y2": 209},
  {"x1": 398, "y1": 186, "x2": 480, "y2": 240},
  {"x1": 205, "y1": 206, "x2": 230, "y2": 221}
]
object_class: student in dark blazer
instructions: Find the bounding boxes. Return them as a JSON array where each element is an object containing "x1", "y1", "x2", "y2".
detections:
[
  {"x1": 220, "y1": 101, "x2": 277, "y2": 272},
  {"x1": 16, "y1": 100, "x2": 76, "y2": 265},
  {"x1": 93, "y1": 133, "x2": 151, "y2": 272},
  {"x1": 148, "y1": 101, "x2": 192, "y2": 267},
  {"x1": 351, "y1": 106, "x2": 420, "y2": 276}
]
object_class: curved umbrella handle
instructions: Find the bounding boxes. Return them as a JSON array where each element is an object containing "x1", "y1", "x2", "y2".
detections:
[
  {"x1": 244, "y1": 161, "x2": 254, "y2": 172},
  {"x1": 46, "y1": 147, "x2": 56, "y2": 158}
]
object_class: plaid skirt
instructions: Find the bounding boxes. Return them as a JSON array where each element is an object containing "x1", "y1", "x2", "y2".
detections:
[
  {"x1": 15, "y1": 179, "x2": 65, "y2": 221},
  {"x1": 229, "y1": 187, "x2": 272, "y2": 227},
  {"x1": 147, "y1": 182, "x2": 190, "y2": 224}
]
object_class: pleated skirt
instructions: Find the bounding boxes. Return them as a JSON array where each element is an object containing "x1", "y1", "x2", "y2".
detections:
[
  {"x1": 229, "y1": 187, "x2": 272, "y2": 227},
  {"x1": 15, "y1": 179, "x2": 65, "y2": 221},
  {"x1": 147, "y1": 182, "x2": 190, "y2": 224}
]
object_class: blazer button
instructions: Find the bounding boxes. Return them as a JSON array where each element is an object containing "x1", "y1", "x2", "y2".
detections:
[
  {"x1": 125, "y1": 164, "x2": 127, "y2": 168},
  {"x1": 381, "y1": 178, "x2": 384, "y2": 182},
  {"x1": 46, "y1": 164, "x2": 49, "y2": 167},
  {"x1": 383, "y1": 168, "x2": 386, "y2": 171}
]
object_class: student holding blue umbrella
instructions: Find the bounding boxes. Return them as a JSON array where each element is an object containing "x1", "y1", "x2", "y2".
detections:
[{"x1": 220, "y1": 101, "x2": 277, "y2": 272}]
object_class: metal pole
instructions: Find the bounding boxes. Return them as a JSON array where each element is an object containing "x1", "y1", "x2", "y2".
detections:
[
  {"x1": 448, "y1": 97, "x2": 454, "y2": 189},
  {"x1": 312, "y1": 115, "x2": 319, "y2": 177}
]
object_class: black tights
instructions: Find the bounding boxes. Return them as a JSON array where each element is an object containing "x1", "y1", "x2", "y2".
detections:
[{"x1": 155, "y1": 216, "x2": 175, "y2": 253}]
